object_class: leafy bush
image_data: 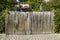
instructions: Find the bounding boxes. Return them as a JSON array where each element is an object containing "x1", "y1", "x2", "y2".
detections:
[
  {"x1": 27, "y1": 0, "x2": 42, "y2": 11},
  {"x1": 54, "y1": 9, "x2": 60, "y2": 33},
  {"x1": 0, "y1": 11, "x2": 5, "y2": 33},
  {"x1": 41, "y1": 2, "x2": 53, "y2": 11},
  {"x1": 0, "y1": 0, "x2": 15, "y2": 33}
]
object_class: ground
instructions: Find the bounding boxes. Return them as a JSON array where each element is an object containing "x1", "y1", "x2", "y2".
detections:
[{"x1": 0, "y1": 34, "x2": 60, "y2": 40}]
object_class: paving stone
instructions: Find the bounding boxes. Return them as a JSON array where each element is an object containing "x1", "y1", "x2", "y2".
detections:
[{"x1": 0, "y1": 34, "x2": 60, "y2": 40}]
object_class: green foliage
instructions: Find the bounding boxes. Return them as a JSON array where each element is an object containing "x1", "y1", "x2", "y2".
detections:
[
  {"x1": 0, "y1": 0, "x2": 15, "y2": 33},
  {"x1": 0, "y1": 0, "x2": 15, "y2": 10},
  {"x1": 28, "y1": 0, "x2": 42, "y2": 11},
  {"x1": 20, "y1": 0, "x2": 28, "y2": 2},
  {"x1": 0, "y1": 11, "x2": 5, "y2": 33},
  {"x1": 41, "y1": 2, "x2": 53, "y2": 11},
  {"x1": 54, "y1": 9, "x2": 60, "y2": 33},
  {"x1": 50, "y1": 0, "x2": 60, "y2": 10},
  {"x1": 50, "y1": 0, "x2": 60, "y2": 33}
]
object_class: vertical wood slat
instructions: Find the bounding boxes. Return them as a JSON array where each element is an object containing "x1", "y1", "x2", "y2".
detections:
[
  {"x1": 5, "y1": 13, "x2": 8, "y2": 34},
  {"x1": 5, "y1": 11, "x2": 54, "y2": 35}
]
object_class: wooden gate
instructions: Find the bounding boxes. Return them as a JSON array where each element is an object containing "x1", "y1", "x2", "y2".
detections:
[{"x1": 5, "y1": 11, "x2": 54, "y2": 35}]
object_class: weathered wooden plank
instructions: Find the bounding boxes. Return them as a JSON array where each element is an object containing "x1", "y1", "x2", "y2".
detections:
[{"x1": 5, "y1": 11, "x2": 54, "y2": 35}]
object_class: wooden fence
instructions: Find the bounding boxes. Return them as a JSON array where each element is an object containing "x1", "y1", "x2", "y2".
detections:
[{"x1": 5, "y1": 11, "x2": 54, "y2": 35}]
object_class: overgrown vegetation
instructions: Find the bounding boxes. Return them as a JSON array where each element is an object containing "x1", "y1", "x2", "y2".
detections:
[
  {"x1": 27, "y1": 0, "x2": 42, "y2": 11},
  {"x1": 54, "y1": 9, "x2": 60, "y2": 33},
  {"x1": 52, "y1": 0, "x2": 60, "y2": 33},
  {"x1": 0, "y1": 13, "x2": 4, "y2": 33},
  {"x1": 0, "y1": 0, "x2": 15, "y2": 33}
]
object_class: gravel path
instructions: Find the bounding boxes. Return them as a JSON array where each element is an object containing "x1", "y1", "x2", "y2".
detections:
[{"x1": 0, "y1": 34, "x2": 60, "y2": 40}]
